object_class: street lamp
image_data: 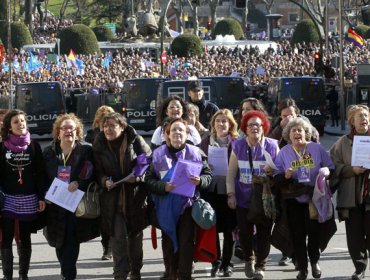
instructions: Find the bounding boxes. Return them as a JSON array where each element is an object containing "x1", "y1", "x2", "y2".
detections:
[
  {"x1": 7, "y1": 0, "x2": 13, "y2": 108},
  {"x1": 160, "y1": 0, "x2": 172, "y2": 76}
]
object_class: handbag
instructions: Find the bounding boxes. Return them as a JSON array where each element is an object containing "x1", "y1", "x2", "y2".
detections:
[
  {"x1": 191, "y1": 198, "x2": 216, "y2": 230},
  {"x1": 75, "y1": 182, "x2": 100, "y2": 219},
  {"x1": 193, "y1": 225, "x2": 218, "y2": 262}
]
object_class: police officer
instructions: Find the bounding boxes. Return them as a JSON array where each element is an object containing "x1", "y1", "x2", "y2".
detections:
[{"x1": 187, "y1": 80, "x2": 219, "y2": 128}]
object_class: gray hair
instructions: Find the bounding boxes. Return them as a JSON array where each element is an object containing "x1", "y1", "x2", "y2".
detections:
[{"x1": 282, "y1": 117, "x2": 313, "y2": 143}]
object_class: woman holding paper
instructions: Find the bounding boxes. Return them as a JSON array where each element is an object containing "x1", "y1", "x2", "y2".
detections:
[
  {"x1": 0, "y1": 109, "x2": 45, "y2": 280},
  {"x1": 274, "y1": 117, "x2": 335, "y2": 280},
  {"x1": 226, "y1": 110, "x2": 279, "y2": 280},
  {"x1": 93, "y1": 112, "x2": 151, "y2": 280},
  {"x1": 330, "y1": 104, "x2": 370, "y2": 280},
  {"x1": 43, "y1": 113, "x2": 99, "y2": 280},
  {"x1": 199, "y1": 109, "x2": 238, "y2": 277},
  {"x1": 145, "y1": 118, "x2": 212, "y2": 280}
]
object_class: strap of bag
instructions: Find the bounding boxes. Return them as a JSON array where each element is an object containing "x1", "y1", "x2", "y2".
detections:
[{"x1": 247, "y1": 145, "x2": 254, "y2": 176}]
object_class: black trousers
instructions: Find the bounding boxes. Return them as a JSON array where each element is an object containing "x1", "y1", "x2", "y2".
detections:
[
  {"x1": 236, "y1": 207, "x2": 272, "y2": 269},
  {"x1": 285, "y1": 199, "x2": 320, "y2": 271},
  {"x1": 1, "y1": 218, "x2": 31, "y2": 250},
  {"x1": 345, "y1": 207, "x2": 370, "y2": 273},
  {"x1": 162, "y1": 207, "x2": 195, "y2": 280},
  {"x1": 55, "y1": 213, "x2": 79, "y2": 280}
]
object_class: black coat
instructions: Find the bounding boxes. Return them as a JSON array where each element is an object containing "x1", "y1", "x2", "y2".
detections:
[
  {"x1": 43, "y1": 141, "x2": 99, "y2": 248},
  {"x1": 93, "y1": 125, "x2": 151, "y2": 236}
]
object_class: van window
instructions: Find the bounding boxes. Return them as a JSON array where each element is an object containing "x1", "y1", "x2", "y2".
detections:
[
  {"x1": 269, "y1": 77, "x2": 326, "y2": 135},
  {"x1": 15, "y1": 82, "x2": 66, "y2": 135},
  {"x1": 123, "y1": 78, "x2": 168, "y2": 134}
]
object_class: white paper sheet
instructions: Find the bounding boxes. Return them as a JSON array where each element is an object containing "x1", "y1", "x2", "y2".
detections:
[
  {"x1": 45, "y1": 177, "x2": 85, "y2": 212},
  {"x1": 351, "y1": 136, "x2": 370, "y2": 169},
  {"x1": 208, "y1": 146, "x2": 228, "y2": 176}
]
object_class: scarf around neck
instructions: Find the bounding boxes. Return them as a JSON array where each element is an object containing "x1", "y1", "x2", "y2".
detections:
[{"x1": 4, "y1": 131, "x2": 31, "y2": 153}]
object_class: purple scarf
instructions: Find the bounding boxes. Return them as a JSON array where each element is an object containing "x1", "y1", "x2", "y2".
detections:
[{"x1": 4, "y1": 132, "x2": 31, "y2": 153}]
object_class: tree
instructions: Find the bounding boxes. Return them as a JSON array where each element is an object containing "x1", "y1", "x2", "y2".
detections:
[
  {"x1": 0, "y1": 0, "x2": 7, "y2": 43},
  {"x1": 213, "y1": 18, "x2": 244, "y2": 40},
  {"x1": 171, "y1": 0, "x2": 185, "y2": 34},
  {"x1": 171, "y1": 34, "x2": 203, "y2": 57},
  {"x1": 93, "y1": 26, "x2": 114, "y2": 41},
  {"x1": 208, "y1": 0, "x2": 219, "y2": 32},
  {"x1": 58, "y1": 24, "x2": 100, "y2": 54},
  {"x1": 291, "y1": 19, "x2": 320, "y2": 44}
]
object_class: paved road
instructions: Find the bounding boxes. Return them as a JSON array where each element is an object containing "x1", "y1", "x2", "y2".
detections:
[
  {"x1": 15, "y1": 221, "x2": 355, "y2": 279},
  {"x1": 22, "y1": 130, "x2": 355, "y2": 279}
]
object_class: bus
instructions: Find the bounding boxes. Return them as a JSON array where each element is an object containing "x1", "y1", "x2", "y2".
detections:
[
  {"x1": 15, "y1": 82, "x2": 67, "y2": 135},
  {"x1": 122, "y1": 78, "x2": 169, "y2": 134},
  {"x1": 268, "y1": 77, "x2": 326, "y2": 135}
]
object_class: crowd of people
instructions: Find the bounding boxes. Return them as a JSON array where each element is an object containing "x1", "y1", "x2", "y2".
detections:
[
  {"x1": 0, "y1": 79, "x2": 369, "y2": 280},
  {"x1": 0, "y1": 36, "x2": 368, "y2": 95}
]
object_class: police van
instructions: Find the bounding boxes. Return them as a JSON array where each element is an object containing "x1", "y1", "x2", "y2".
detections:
[
  {"x1": 268, "y1": 76, "x2": 326, "y2": 135},
  {"x1": 15, "y1": 82, "x2": 67, "y2": 135},
  {"x1": 158, "y1": 76, "x2": 249, "y2": 117},
  {"x1": 122, "y1": 78, "x2": 169, "y2": 135}
]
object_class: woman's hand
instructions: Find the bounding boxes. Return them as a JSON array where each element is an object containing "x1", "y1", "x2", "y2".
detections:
[
  {"x1": 164, "y1": 182, "x2": 175, "y2": 192},
  {"x1": 105, "y1": 177, "x2": 114, "y2": 191},
  {"x1": 353, "y1": 166, "x2": 367, "y2": 175},
  {"x1": 227, "y1": 193, "x2": 236, "y2": 209},
  {"x1": 264, "y1": 165, "x2": 274, "y2": 176},
  {"x1": 285, "y1": 168, "x2": 293, "y2": 179},
  {"x1": 190, "y1": 175, "x2": 201, "y2": 186},
  {"x1": 68, "y1": 181, "x2": 79, "y2": 192},
  {"x1": 38, "y1": 200, "x2": 46, "y2": 212}
]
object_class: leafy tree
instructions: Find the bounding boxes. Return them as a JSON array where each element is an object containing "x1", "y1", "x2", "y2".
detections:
[
  {"x1": 291, "y1": 19, "x2": 320, "y2": 44},
  {"x1": 0, "y1": 0, "x2": 8, "y2": 43},
  {"x1": 58, "y1": 24, "x2": 99, "y2": 54},
  {"x1": 10, "y1": 22, "x2": 33, "y2": 49},
  {"x1": 171, "y1": 34, "x2": 203, "y2": 57},
  {"x1": 93, "y1": 26, "x2": 114, "y2": 41},
  {"x1": 213, "y1": 18, "x2": 243, "y2": 40}
]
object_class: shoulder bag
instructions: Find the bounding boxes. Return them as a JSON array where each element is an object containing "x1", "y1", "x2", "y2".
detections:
[{"x1": 75, "y1": 182, "x2": 100, "y2": 219}]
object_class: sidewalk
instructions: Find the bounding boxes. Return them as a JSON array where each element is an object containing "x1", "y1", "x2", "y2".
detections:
[{"x1": 324, "y1": 120, "x2": 349, "y2": 136}]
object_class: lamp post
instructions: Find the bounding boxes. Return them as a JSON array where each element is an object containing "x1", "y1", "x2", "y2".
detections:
[
  {"x1": 160, "y1": 0, "x2": 172, "y2": 76},
  {"x1": 339, "y1": 0, "x2": 345, "y2": 130},
  {"x1": 7, "y1": 0, "x2": 13, "y2": 109}
]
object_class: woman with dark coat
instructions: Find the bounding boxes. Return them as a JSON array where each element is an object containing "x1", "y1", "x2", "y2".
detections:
[
  {"x1": 199, "y1": 109, "x2": 238, "y2": 277},
  {"x1": 43, "y1": 113, "x2": 99, "y2": 280},
  {"x1": 145, "y1": 118, "x2": 212, "y2": 280},
  {"x1": 0, "y1": 109, "x2": 46, "y2": 280},
  {"x1": 85, "y1": 105, "x2": 115, "y2": 260},
  {"x1": 93, "y1": 112, "x2": 151, "y2": 280}
]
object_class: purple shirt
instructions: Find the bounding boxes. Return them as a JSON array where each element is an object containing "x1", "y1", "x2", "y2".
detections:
[{"x1": 275, "y1": 142, "x2": 335, "y2": 202}]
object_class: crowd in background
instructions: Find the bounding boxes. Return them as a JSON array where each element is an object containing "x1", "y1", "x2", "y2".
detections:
[{"x1": 0, "y1": 9, "x2": 369, "y2": 95}]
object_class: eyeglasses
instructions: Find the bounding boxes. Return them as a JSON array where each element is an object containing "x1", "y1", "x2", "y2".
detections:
[
  {"x1": 60, "y1": 126, "x2": 76, "y2": 132},
  {"x1": 247, "y1": 123, "x2": 262, "y2": 129},
  {"x1": 103, "y1": 124, "x2": 120, "y2": 130}
]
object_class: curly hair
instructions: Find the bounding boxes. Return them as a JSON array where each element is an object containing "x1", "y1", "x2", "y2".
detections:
[
  {"x1": 240, "y1": 110, "x2": 271, "y2": 135},
  {"x1": 156, "y1": 96, "x2": 189, "y2": 126},
  {"x1": 52, "y1": 113, "x2": 84, "y2": 142},
  {"x1": 347, "y1": 104, "x2": 369, "y2": 129},
  {"x1": 92, "y1": 105, "x2": 115, "y2": 129},
  {"x1": 210, "y1": 109, "x2": 238, "y2": 139},
  {"x1": 282, "y1": 117, "x2": 312, "y2": 143},
  {"x1": 2, "y1": 109, "x2": 26, "y2": 140}
]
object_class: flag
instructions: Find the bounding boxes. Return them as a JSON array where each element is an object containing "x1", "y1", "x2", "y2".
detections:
[
  {"x1": 75, "y1": 58, "x2": 85, "y2": 75},
  {"x1": 13, "y1": 56, "x2": 20, "y2": 73},
  {"x1": 0, "y1": 44, "x2": 4, "y2": 63},
  {"x1": 28, "y1": 52, "x2": 41, "y2": 71},
  {"x1": 347, "y1": 27, "x2": 364, "y2": 48},
  {"x1": 102, "y1": 53, "x2": 112, "y2": 69},
  {"x1": 67, "y1": 49, "x2": 77, "y2": 67}
]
